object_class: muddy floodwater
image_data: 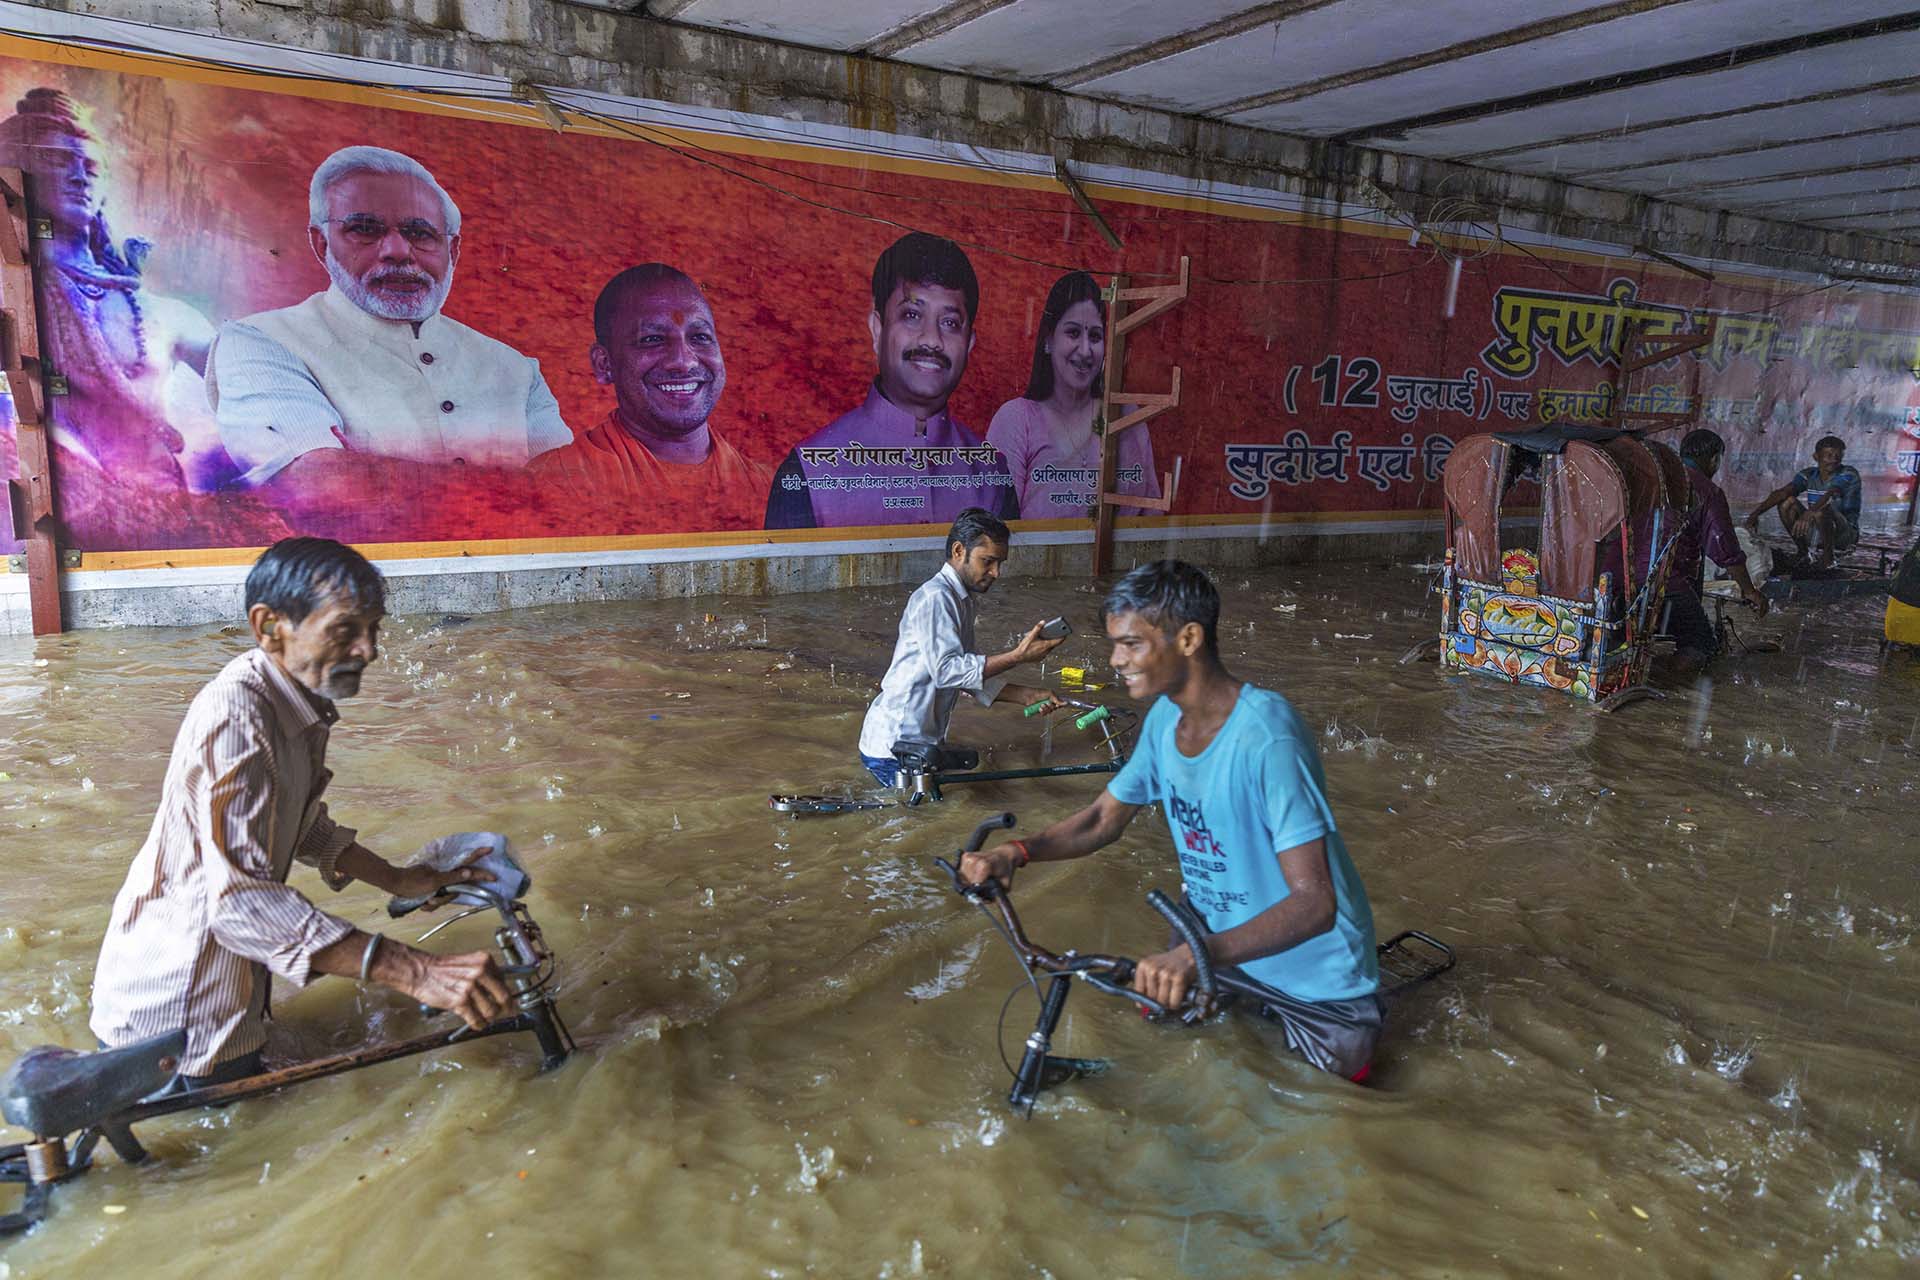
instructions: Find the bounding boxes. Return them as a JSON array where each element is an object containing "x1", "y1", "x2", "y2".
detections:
[{"x1": 3, "y1": 560, "x2": 1918, "y2": 1277}]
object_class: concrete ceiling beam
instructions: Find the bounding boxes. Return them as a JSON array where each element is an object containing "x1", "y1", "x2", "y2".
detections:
[
  {"x1": 1336, "y1": 11, "x2": 1920, "y2": 144},
  {"x1": 860, "y1": 0, "x2": 1022, "y2": 59},
  {"x1": 1459, "y1": 77, "x2": 1920, "y2": 166},
  {"x1": 1050, "y1": 0, "x2": 1342, "y2": 90},
  {"x1": 1734, "y1": 182, "x2": 1920, "y2": 218},
  {"x1": 1213, "y1": 0, "x2": 1689, "y2": 118},
  {"x1": 1566, "y1": 120, "x2": 1920, "y2": 182},
  {"x1": 1657, "y1": 154, "x2": 1920, "y2": 197},
  {"x1": 1811, "y1": 210, "x2": 1920, "y2": 226}
]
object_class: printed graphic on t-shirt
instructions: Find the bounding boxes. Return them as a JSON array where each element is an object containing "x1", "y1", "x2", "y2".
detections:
[{"x1": 1169, "y1": 786, "x2": 1251, "y2": 914}]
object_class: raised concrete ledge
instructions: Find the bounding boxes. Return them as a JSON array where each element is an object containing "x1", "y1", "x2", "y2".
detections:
[{"x1": 0, "y1": 519, "x2": 1442, "y2": 634}]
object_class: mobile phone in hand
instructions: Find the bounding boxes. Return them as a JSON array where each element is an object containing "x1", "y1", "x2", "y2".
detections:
[{"x1": 1038, "y1": 617, "x2": 1071, "y2": 640}]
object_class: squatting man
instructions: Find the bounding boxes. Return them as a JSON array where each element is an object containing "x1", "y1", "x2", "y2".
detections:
[
  {"x1": 1745, "y1": 434, "x2": 1862, "y2": 571},
  {"x1": 89, "y1": 538, "x2": 511, "y2": 1088},
  {"x1": 961, "y1": 560, "x2": 1385, "y2": 1081}
]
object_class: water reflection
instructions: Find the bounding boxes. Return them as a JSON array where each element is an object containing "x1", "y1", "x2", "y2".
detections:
[{"x1": 2, "y1": 563, "x2": 1917, "y2": 1274}]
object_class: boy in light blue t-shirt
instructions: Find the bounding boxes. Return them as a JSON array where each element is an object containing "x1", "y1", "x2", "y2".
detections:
[{"x1": 960, "y1": 561, "x2": 1385, "y2": 1080}]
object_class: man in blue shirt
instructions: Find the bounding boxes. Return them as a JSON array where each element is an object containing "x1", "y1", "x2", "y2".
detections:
[
  {"x1": 960, "y1": 560, "x2": 1383, "y2": 1080},
  {"x1": 1745, "y1": 435, "x2": 1862, "y2": 569}
]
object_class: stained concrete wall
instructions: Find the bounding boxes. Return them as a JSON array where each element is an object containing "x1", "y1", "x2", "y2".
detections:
[
  {"x1": 2, "y1": 526, "x2": 1436, "y2": 633},
  {"x1": 23, "y1": 0, "x2": 1920, "y2": 280},
  {"x1": 4, "y1": 0, "x2": 1910, "y2": 633}
]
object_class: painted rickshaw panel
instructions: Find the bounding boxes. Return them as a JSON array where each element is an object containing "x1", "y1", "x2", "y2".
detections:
[{"x1": 1437, "y1": 429, "x2": 1677, "y2": 707}]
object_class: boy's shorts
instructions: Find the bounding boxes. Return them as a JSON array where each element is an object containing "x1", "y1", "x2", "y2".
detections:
[{"x1": 1224, "y1": 975, "x2": 1385, "y2": 1081}]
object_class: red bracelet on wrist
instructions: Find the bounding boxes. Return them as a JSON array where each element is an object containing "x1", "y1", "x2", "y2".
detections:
[{"x1": 1007, "y1": 839, "x2": 1032, "y2": 868}]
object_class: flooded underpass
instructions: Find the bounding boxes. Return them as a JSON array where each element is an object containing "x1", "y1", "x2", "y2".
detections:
[{"x1": 2, "y1": 560, "x2": 1917, "y2": 1278}]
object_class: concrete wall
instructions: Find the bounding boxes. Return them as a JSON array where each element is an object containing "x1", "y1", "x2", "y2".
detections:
[
  {"x1": 2, "y1": 525, "x2": 1438, "y2": 634},
  {"x1": 23, "y1": 0, "x2": 1919, "y2": 282},
  {"x1": 3, "y1": 0, "x2": 1908, "y2": 633}
]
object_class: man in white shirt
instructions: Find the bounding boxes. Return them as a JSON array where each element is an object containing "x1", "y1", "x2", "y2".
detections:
[
  {"x1": 205, "y1": 146, "x2": 573, "y2": 531},
  {"x1": 857, "y1": 508, "x2": 1066, "y2": 785}
]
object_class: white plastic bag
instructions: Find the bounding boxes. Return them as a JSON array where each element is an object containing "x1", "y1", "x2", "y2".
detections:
[
  {"x1": 390, "y1": 831, "x2": 529, "y2": 911},
  {"x1": 1704, "y1": 526, "x2": 1770, "y2": 597}
]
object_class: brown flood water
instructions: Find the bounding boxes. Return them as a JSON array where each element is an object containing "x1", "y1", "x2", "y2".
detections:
[{"x1": 2, "y1": 560, "x2": 1918, "y2": 1278}]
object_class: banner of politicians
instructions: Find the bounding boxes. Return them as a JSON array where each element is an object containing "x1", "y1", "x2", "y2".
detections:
[{"x1": 1, "y1": 42, "x2": 1918, "y2": 556}]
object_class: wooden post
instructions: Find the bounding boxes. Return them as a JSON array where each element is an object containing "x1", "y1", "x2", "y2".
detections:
[
  {"x1": 0, "y1": 166, "x2": 60, "y2": 634},
  {"x1": 1091, "y1": 273, "x2": 1128, "y2": 577},
  {"x1": 1092, "y1": 257, "x2": 1189, "y2": 577},
  {"x1": 1602, "y1": 315, "x2": 1717, "y2": 435}
]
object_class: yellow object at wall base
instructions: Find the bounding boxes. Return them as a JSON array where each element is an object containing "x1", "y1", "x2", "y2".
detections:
[{"x1": 1886, "y1": 596, "x2": 1920, "y2": 645}]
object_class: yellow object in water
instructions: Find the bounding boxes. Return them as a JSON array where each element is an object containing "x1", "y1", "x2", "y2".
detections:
[
  {"x1": 1887, "y1": 596, "x2": 1920, "y2": 645},
  {"x1": 1058, "y1": 667, "x2": 1087, "y2": 681}
]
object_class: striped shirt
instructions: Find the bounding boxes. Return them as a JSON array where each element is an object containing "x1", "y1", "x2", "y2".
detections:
[
  {"x1": 857, "y1": 562, "x2": 1009, "y2": 759},
  {"x1": 90, "y1": 647, "x2": 359, "y2": 1075}
]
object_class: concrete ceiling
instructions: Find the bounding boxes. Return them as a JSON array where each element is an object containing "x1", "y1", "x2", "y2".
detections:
[{"x1": 616, "y1": 0, "x2": 1920, "y2": 243}]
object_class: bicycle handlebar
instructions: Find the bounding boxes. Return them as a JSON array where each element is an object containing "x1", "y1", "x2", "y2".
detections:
[
  {"x1": 1145, "y1": 889, "x2": 1215, "y2": 1003},
  {"x1": 934, "y1": 818, "x2": 1200, "y2": 1020},
  {"x1": 1020, "y1": 699, "x2": 1112, "y2": 732},
  {"x1": 389, "y1": 881, "x2": 516, "y2": 921},
  {"x1": 963, "y1": 812, "x2": 1016, "y2": 853}
]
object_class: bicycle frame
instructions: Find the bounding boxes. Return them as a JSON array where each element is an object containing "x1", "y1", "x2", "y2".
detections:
[
  {"x1": 900, "y1": 702, "x2": 1137, "y2": 806},
  {"x1": 1, "y1": 888, "x2": 573, "y2": 1239},
  {"x1": 933, "y1": 813, "x2": 1218, "y2": 1111},
  {"x1": 934, "y1": 814, "x2": 1456, "y2": 1113},
  {"x1": 769, "y1": 702, "x2": 1139, "y2": 815}
]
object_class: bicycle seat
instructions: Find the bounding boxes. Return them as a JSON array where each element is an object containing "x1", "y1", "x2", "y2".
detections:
[
  {"x1": 890, "y1": 740, "x2": 979, "y2": 774},
  {"x1": 0, "y1": 1029, "x2": 187, "y2": 1137}
]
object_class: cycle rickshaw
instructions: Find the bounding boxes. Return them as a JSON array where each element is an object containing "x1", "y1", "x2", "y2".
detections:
[{"x1": 1414, "y1": 424, "x2": 1689, "y2": 711}]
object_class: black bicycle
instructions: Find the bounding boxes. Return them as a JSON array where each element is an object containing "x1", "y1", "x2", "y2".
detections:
[
  {"x1": 934, "y1": 813, "x2": 1456, "y2": 1113},
  {"x1": 770, "y1": 699, "x2": 1139, "y2": 814},
  {"x1": 1, "y1": 879, "x2": 574, "y2": 1239}
]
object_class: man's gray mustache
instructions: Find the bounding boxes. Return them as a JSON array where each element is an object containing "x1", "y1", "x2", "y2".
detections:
[{"x1": 367, "y1": 271, "x2": 431, "y2": 289}]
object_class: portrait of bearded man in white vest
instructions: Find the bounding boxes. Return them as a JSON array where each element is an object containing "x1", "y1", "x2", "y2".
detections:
[{"x1": 205, "y1": 145, "x2": 574, "y2": 531}]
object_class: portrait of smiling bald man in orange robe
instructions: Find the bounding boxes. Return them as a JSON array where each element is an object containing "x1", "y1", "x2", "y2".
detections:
[{"x1": 535, "y1": 263, "x2": 770, "y2": 531}]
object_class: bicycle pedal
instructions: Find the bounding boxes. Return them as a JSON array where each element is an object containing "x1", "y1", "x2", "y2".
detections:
[
  {"x1": 1039, "y1": 1055, "x2": 1110, "y2": 1087},
  {"x1": 767, "y1": 794, "x2": 886, "y2": 815}
]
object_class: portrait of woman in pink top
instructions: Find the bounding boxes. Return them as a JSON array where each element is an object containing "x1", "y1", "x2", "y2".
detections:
[{"x1": 986, "y1": 270, "x2": 1160, "y2": 519}]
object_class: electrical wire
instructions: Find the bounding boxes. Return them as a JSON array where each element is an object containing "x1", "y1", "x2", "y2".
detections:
[
  {"x1": 994, "y1": 980, "x2": 1030, "y2": 1083},
  {"x1": 555, "y1": 99, "x2": 1101, "y2": 276},
  {"x1": 564, "y1": 98, "x2": 1439, "y2": 289}
]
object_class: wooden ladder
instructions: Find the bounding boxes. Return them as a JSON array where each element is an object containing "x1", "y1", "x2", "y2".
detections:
[{"x1": 1092, "y1": 256, "x2": 1189, "y2": 576}]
